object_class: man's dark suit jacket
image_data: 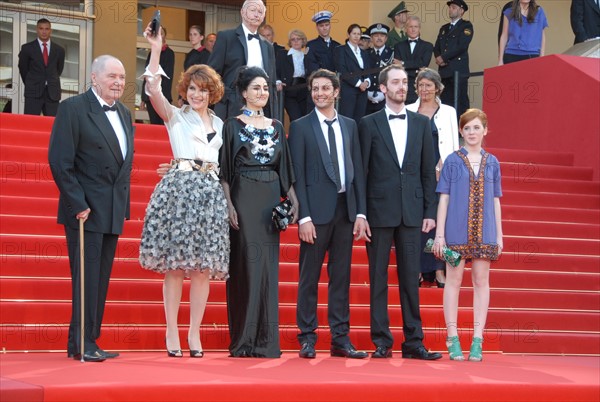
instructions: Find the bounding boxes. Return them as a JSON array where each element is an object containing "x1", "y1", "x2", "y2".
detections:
[
  {"x1": 434, "y1": 19, "x2": 473, "y2": 79},
  {"x1": 288, "y1": 110, "x2": 366, "y2": 225},
  {"x1": 571, "y1": 0, "x2": 600, "y2": 44},
  {"x1": 48, "y1": 89, "x2": 134, "y2": 235},
  {"x1": 359, "y1": 108, "x2": 437, "y2": 228},
  {"x1": 18, "y1": 39, "x2": 65, "y2": 100},
  {"x1": 394, "y1": 39, "x2": 434, "y2": 79},
  {"x1": 208, "y1": 24, "x2": 278, "y2": 120}
]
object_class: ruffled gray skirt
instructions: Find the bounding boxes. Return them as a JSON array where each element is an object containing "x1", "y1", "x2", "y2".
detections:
[{"x1": 139, "y1": 168, "x2": 230, "y2": 279}]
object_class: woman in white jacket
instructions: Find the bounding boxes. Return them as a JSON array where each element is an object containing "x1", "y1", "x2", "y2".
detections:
[{"x1": 407, "y1": 68, "x2": 460, "y2": 288}]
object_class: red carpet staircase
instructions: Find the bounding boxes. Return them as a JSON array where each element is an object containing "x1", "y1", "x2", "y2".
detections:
[{"x1": 1, "y1": 113, "x2": 599, "y2": 356}]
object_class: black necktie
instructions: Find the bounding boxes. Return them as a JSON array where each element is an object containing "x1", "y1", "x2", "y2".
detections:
[
  {"x1": 325, "y1": 119, "x2": 341, "y2": 191},
  {"x1": 102, "y1": 104, "x2": 117, "y2": 112},
  {"x1": 376, "y1": 49, "x2": 381, "y2": 57},
  {"x1": 247, "y1": 33, "x2": 260, "y2": 41},
  {"x1": 389, "y1": 114, "x2": 406, "y2": 120},
  {"x1": 449, "y1": 23, "x2": 455, "y2": 31}
]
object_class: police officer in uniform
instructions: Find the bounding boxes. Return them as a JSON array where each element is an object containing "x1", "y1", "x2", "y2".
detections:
[
  {"x1": 434, "y1": 0, "x2": 473, "y2": 119},
  {"x1": 366, "y1": 23, "x2": 394, "y2": 115},
  {"x1": 305, "y1": 11, "x2": 341, "y2": 77},
  {"x1": 386, "y1": 2, "x2": 409, "y2": 49}
]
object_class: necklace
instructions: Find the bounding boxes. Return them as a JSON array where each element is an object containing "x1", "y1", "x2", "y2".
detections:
[{"x1": 242, "y1": 107, "x2": 264, "y2": 117}]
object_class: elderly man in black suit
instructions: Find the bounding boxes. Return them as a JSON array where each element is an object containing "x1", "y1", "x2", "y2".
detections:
[
  {"x1": 18, "y1": 18, "x2": 65, "y2": 116},
  {"x1": 208, "y1": 0, "x2": 278, "y2": 120},
  {"x1": 434, "y1": 0, "x2": 473, "y2": 119},
  {"x1": 289, "y1": 69, "x2": 370, "y2": 359},
  {"x1": 394, "y1": 16, "x2": 434, "y2": 104},
  {"x1": 571, "y1": 0, "x2": 600, "y2": 44},
  {"x1": 359, "y1": 64, "x2": 442, "y2": 360},
  {"x1": 48, "y1": 55, "x2": 134, "y2": 362}
]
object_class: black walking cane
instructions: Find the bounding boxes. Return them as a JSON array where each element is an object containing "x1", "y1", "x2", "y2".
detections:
[{"x1": 79, "y1": 217, "x2": 85, "y2": 362}]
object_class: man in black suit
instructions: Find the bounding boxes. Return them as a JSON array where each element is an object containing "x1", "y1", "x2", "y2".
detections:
[
  {"x1": 208, "y1": 0, "x2": 278, "y2": 120},
  {"x1": 48, "y1": 55, "x2": 134, "y2": 362},
  {"x1": 434, "y1": 0, "x2": 473, "y2": 119},
  {"x1": 571, "y1": 0, "x2": 600, "y2": 44},
  {"x1": 394, "y1": 16, "x2": 434, "y2": 104},
  {"x1": 18, "y1": 18, "x2": 65, "y2": 116},
  {"x1": 289, "y1": 69, "x2": 370, "y2": 359},
  {"x1": 359, "y1": 64, "x2": 442, "y2": 360},
  {"x1": 366, "y1": 23, "x2": 395, "y2": 115}
]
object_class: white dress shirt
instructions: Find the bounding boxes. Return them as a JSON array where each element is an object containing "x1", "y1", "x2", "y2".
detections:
[
  {"x1": 242, "y1": 24, "x2": 263, "y2": 69},
  {"x1": 385, "y1": 105, "x2": 408, "y2": 168},
  {"x1": 92, "y1": 88, "x2": 128, "y2": 159}
]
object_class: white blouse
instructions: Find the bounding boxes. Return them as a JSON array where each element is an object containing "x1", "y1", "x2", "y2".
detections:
[{"x1": 142, "y1": 66, "x2": 224, "y2": 163}]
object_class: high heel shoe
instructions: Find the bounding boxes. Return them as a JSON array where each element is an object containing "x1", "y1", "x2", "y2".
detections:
[
  {"x1": 446, "y1": 336, "x2": 464, "y2": 361},
  {"x1": 188, "y1": 339, "x2": 204, "y2": 358},
  {"x1": 166, "y1": 338, "x2": 182, "y2": 358},
  {"x1": 468, "y1": 337, "x2": 483, "y2": 362}
]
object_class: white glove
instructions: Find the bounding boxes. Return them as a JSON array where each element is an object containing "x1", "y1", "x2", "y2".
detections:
[{"x1": 368, "y1": 90, "x2": 385, "y2": 103}]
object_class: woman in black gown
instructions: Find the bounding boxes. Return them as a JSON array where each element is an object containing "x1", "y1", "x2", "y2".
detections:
[{"x1": 219, "y1": 66, "x2": 298, "y2": 357}]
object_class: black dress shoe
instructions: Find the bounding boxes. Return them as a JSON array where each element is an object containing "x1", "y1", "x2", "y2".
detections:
[
  {"x1": 97, "y1": 349, "x2": 119, "y2": 358},
  {"x1": 299, "y1": 343, "x2": 316, "y2": 359},
  {"x1": 330, "y1": 344, "x2": 368, "y2": 359},
  {"x1": 372, "y1": 346, "x2": 393, "y2": 358},
  {"x1": 72, "y1": 350, "x2": 106, "y2": 362},
  {"x1": 402, "y1": 346, "x2": 442, "y2": 360}
]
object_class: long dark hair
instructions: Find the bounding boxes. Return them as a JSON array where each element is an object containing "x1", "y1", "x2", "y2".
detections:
[{"x1": 509, "y1": 0, "x2": 540, "y2": 26}]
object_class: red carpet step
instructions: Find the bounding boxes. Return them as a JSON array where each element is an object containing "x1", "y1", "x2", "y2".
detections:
[{"x1": 1, "y1": 114, "x2": 599, "y2": 356}]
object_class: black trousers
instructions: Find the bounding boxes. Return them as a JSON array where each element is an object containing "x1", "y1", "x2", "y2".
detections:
[
  {"x1": 24, "y1": 86, "x2": 59, "y2": 116},
  {"x1": 368, "y1": 224, "x2": 425, "y2": 351},
  {"x1": 297, "y1": 195, "x2": 354, "y2": 348},
  {"x1": 503, "y1": 53, "x2": 539, "y2": 64},
  {"x1": 440, "y1": 76, "x2": 469, "y2": 120},
  {"x1": 64, "y1": 226, "x2": 119, "y2": 354}
]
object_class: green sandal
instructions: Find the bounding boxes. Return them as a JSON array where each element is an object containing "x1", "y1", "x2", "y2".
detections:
[
  {"x1": 446, "y1": 336, "x2": 464, "y2": 361},
  {"x1": 468, "y1": 337, "x2": 483, "y2": 362}
]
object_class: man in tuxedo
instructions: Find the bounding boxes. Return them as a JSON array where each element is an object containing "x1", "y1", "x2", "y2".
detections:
[
  {"x1": 394, "y1": 16, "x2": 434, "y2": 104},
  {"x1": 571, "y1": 0, "x2": 600, "y2": 44},
  {"x1": 48, "y1": 55, "x2": 134, "y2": 362},
  {"x1": 366, "y1": 23, "x2": 395, "y2": 115},
  {"x1": 208, "y1": 0, "x2": 278, "y2": 120},
  {"x1": 359, "y1": 64, "x2": 441, "y2": 360},
  {"x1": 289, "y1": 69, "x2": 370, "y2": 359},
  {"x1": 18, "y1": 18, "x2": 65, "y2": 116},
  {"x1": 434, "y1": 0, "x2": 473, "y2": 119}
]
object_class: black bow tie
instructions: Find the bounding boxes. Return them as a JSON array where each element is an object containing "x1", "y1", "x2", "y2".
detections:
[
  {"x1": 102, "y1": 104, "x2": 117, "y2": 112},
  {"x1": 408, "y1": 39, "x2": 418, "y2": 44},
  {"x1": 389, "y1": 114, "x2": 406, "y2": 120},
  {"x1": 247, "y1": 33, "x2": 260, "y2": 41}
]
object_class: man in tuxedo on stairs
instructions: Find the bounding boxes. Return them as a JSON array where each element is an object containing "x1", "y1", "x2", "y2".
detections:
[
  {"x1": 288, "y1": 69, "x2": 370, "y2": 359},
  {"x1": 48, "y1": 55, "x2": 134, "y2": 362},
  {"x1": 359, "y1": 64, "x2": 442, "y2": 360},
  {"x1": 394, "y1": 16, "x2": 434, "y2": 105},
  {"x1": 208, "y1": 0, "x2": 278, "y2": 120}
]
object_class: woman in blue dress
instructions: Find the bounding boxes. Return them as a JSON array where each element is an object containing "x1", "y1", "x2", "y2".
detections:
[{"x1": 433, "y1": 109, "x2": 504, "y2": 361}]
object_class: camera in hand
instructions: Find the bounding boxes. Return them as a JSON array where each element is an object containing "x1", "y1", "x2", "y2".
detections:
[{"x1": 150, "y1": 10, "x2": 161, "y2": 37}]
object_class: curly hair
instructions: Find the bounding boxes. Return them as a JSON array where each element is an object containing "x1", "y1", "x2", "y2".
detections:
[{"x1": 176, "y1": 64, "x2": 224, "y2": 105}]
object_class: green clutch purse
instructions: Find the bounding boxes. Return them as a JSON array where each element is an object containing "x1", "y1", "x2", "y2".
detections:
[{"x1": 424, "y1": 238, "x2": 462, "y2": 268}]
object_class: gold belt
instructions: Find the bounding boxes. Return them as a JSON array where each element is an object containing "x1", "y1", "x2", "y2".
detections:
[{"x1": 171, "y1": 159, "x2": 219, "y2": 177}]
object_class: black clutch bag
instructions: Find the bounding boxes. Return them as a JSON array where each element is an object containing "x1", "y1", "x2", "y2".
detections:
[{"x1": 272, "y1": 198, "x2": 293, "y2": 231}]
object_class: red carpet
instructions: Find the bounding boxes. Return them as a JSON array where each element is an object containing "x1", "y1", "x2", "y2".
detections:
[
  {"x1": 1, "y1": 353, "x2": 599, "y2": 401},
  {"x1": 1, "y1": 111, "x2": 599, "y2": 400}
]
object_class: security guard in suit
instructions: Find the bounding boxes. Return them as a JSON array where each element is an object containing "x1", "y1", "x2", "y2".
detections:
[
  {"x1": 434, "y1": 0, "x2": 473, "y2": 119},
  {"x1": 366, "y1": 23, "x2": 394, "y2": 114}
]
